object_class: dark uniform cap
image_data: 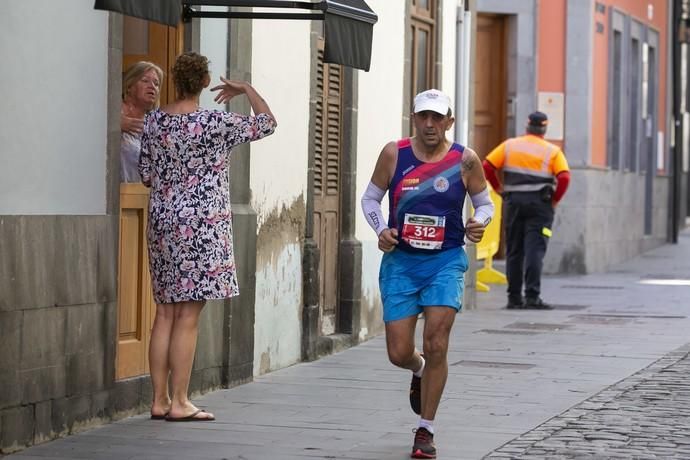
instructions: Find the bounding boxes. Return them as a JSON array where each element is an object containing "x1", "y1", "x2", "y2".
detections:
[{"x1": 528, "y1": 111, "x2": 548, "y2": 126}]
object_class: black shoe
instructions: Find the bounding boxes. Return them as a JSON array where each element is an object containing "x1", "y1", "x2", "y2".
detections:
[
  {"x1": 411, "y1": 427, "x2": 436, "y2": 458},
  {"x1": 506, "y1": 297, "x2": 524, "y2": 309},
  {"x1": 409, "y1": 355, "x2": 423, "y2": 415},
  {"x1": 524, "y1": 297, "x2": 553, "y2": 309}
]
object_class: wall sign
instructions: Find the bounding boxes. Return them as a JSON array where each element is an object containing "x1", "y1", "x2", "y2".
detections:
[{"x1": 537, "y1": 92, "x2": 565, "y2": 141}]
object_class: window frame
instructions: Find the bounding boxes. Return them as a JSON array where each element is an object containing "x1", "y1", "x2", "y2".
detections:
[
  {"x1": 607, "y1": 8, "x2": 626, "y2": 171},
  {"x1": 627, "y1": 19, "x2": 644, "y2": 173},
  {"x1": 409, "y1": 0, "x2": 438, "y2": 131}
]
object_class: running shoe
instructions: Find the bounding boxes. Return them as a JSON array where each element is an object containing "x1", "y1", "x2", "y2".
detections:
[{"x1": 411, "y1": 427, "x2": 436, "y2": 459}]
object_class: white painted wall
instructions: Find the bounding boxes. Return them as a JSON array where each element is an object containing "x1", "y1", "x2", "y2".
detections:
[
  {"x1": 249, "y1": 19, "x2": 311, "y2": 224},
  {"x1": 199, "y1": 10, "x2": 229, "y2": 110},
  {"x1": 250, "y1": 18, "x2": 311, "y2": 375},
  {"x1": 0, "y1": 0, "x2": 108, "y2": 215},
  {"x1": 355, "y1": 0, "x2": 408, "y2": 338}
]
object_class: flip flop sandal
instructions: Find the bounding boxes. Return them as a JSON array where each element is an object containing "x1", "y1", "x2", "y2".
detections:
[{"x1": 165, "y1": 409, "x2": 215, "y2": 422}]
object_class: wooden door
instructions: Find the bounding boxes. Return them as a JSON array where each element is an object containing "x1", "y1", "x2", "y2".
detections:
[
  {"x1": 313, "y1": 42, "x2": 342, "y2": 336},
  {"x1": 116, "y1": 19, "x2": 183, "y2": 380},
  {"x1": 473, "y1": 14, "x2": 507, "y2": 159},
  {"x1": 117, "y1": 184, "x2": 154, "y2": 378},
  {"x1": 474, "y1": 14, "x2": 508, "y2": 258}
]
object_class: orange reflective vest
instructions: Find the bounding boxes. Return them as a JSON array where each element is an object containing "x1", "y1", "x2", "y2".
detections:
[{"x1": 485, "y1": 134, "x2": 569, "y2": 192}]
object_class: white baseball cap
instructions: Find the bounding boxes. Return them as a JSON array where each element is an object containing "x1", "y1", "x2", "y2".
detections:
[{"x1": 413, "y1": 89, "x2": 451, "y2": 115}]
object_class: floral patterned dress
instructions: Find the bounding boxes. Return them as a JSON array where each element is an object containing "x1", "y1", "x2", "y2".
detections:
[{"x1": 139, "y1": 108, "x2": 276, "y2": 304}]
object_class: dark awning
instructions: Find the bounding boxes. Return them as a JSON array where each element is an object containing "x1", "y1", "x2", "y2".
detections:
[
  {"x1": 93, "y1": 0, "x2": 377, "y2": 71},
  {"x1": 94, "y1": 0, "x2": 182, "y2": 26},
  {"x1": 322, "y1": 0, "x2": 377, "y2": 71}
]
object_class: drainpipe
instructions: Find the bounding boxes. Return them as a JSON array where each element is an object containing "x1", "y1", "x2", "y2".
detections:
[
  {"x1": 455, "y1": 0, "x2": 472, "y2": 146},
  {"x1": 671, "y1": 0, "x2": 683, "y2": 243},
  {"x1": 455, "y1": 0, "x2": 477, "y2": 308}
]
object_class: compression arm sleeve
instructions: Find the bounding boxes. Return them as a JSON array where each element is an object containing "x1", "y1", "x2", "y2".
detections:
[
  {"x1": 361, "y1": 182, "x2": 388, "y2": 236},
  {"x1": 470, "y1": 187, "x2": 495, "y2": 226}
]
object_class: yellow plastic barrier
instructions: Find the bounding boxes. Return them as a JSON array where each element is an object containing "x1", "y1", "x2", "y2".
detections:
[{"x1": 474, "y1": 185, "x2": 507, "y2": 292}]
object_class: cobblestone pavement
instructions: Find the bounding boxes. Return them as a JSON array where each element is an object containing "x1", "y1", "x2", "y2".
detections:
[{"x1": 485, "y1": 344, "x2": 690, "y2": 459}]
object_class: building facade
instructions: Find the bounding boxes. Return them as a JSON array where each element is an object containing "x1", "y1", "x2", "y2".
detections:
[
  {"x1": 475, "y1": 0, "x2": 675, "y2": 274},
  {"x1": 0, "y1": 0, "x2": 474, "y2": 452},
  {"x1": 12, "y1": 0, "x2": 688, "y2": 453}
]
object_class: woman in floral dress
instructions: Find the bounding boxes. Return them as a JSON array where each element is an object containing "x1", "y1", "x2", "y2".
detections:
[{"x1": 139, "y1": 52, "x2": 276, "y2": 422}]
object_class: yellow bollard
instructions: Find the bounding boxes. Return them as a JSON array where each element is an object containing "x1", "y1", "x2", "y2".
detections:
[{"x1": 474, "y1": 185, "x2": 507, "y2": 291}]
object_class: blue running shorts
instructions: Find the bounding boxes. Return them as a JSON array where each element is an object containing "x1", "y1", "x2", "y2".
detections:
[{"x1": 378, "y1": 247, "x2": 468, "y2": 323}]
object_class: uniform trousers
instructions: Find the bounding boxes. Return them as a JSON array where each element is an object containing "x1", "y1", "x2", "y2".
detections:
[{"x1": 504, "y1": 190, "x2": 554, "y2": 302}]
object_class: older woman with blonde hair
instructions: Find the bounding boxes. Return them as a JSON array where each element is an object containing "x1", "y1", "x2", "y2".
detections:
[{"x1": 120, "y1": 61, "x2": 164, "y2": 182}]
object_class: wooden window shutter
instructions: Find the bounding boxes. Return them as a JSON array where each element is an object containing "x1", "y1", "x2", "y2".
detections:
[
  {"x1": 313, "y1": 39, "x2": 344, "y2": 335},
  {"x1": 315, "y1": 41, "x2": 343, "y2": 197}
]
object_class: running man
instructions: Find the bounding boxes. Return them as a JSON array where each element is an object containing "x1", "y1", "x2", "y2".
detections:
[{"x1": 361, "y1": 89, "x2": 494, "y2": 458}]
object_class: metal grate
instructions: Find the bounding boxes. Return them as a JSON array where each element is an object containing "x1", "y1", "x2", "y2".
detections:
[
  {"x1": 550, "y1": 304, "x2": 589, "y2": 311},
  {"x1": 567, "y1": 314, "x2": 633, "y2": 325},
  {"x1": 504, "y1": 322, "x2": 572, "y2": 331},
  {"x1": 577, "y1": 313, "x2": 686, "y2": 320},
  {"x1": 643, "y1": 273, "x2": 685, "y2": 279},
  {"x1": 561, "y1": 285, "x2": 624, "y2": 290},
  {"x1": 474, "y1": 329, "x2": 541, "y2": 335},
  {"x1": 450, "y1": 360, "x2": 536, "y2": 370}
]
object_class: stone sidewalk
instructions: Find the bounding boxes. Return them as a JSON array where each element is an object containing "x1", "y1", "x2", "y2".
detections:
[{"x1": 6, "y1": 232, "x2": 690, "y2": 459}]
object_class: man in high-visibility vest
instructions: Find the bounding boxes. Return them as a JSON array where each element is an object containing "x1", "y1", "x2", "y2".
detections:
[{"x1": 482, "y1": 111, "x2": 570, "y2": 309}]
